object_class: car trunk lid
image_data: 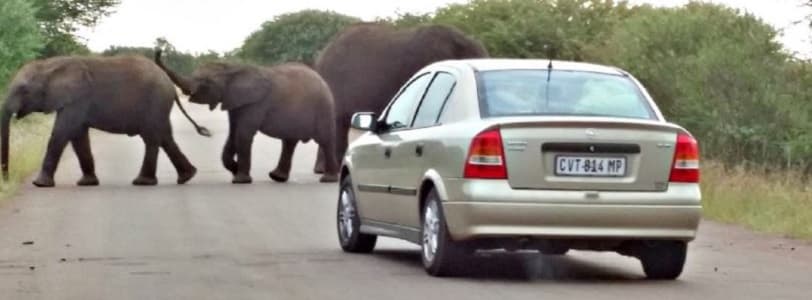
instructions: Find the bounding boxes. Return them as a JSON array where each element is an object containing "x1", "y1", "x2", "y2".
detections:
[{"x1": 497, "y1": 117, "x2": 681, "y2": 192}]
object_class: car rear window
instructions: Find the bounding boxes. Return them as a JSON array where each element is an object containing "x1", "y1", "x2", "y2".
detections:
[{"x1": 478, "y1": 69, "x2": 656, "y2": 120}]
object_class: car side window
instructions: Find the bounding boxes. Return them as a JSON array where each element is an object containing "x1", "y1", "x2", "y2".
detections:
[
  {"x1": 384, "y1": 73, "x2": 432, "y2": 131},
  {"x1": 412, "y1": 72, "x2": 457, "y2": 128}
]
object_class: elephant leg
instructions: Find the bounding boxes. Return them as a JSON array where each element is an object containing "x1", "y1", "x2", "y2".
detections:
[
  {"x1": 33, "y1": 112, "x2": 83, "y2": 187},
  {"x1": 33, "y1": 132, "x2": 72, "y2": 188},
  {"x1": 269, "y1": 139, "x2": 297, "y2": 183},
  {"x1": 334, "y1": 120, "x2": 350, "y2": 169},
  {"x1": 133, "y1": 140, "x2": 160, "y2": 186},
  {"x1": 71, "y1": 128, "x2": 98, "y2": 186},
  {"x1": 232, "y1": 129, "x2": 256, "y2": 184},
  {"x1": 313, "y1": 146, "x2": 325, "y2": 174},
  {"x1": 162, "y1": 136, "x2": 197, "y2": 184},
  {"x1": 316, "y1": 135, "x2": 339, "y2": 183},
  {"x1": 222, "y1": 132, "x2": 238, "y2": 175}
]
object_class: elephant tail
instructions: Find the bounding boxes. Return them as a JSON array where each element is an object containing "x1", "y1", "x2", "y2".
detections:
[
  {"x1": 174, "y1": 96, "x2": 211, "y2": 137},
  {"x1": 155, "y1": 48, "x2": 211, "y2": 137}
]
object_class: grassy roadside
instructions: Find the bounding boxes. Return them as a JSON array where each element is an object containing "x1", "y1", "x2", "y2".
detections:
[
  {"x1": 0, "y1": 115, "x2": 51, "y2": 200},
  {"x1": 701, "y1": 162, "x2": 812, "y2": 239}
]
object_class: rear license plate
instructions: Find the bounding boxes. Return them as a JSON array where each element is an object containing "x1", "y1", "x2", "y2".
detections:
[{"x1": 554, "y1": 156, "x2": 626, "y2": 177}]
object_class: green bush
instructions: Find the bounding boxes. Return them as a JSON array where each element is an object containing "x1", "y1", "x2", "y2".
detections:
[
  {"x1": 596, "y1": 3, "x2": 808, "y2": 169},
  {"x1": 0, "y1": 0, "x2": 43, "y2": 87},
  {"x1": 101, "y1": 38, "x2": 212, "y2": 76},
  {"x1": 101, "y1": 46, "x2": 197, "y2": 76},
  {"x1": 238, "y1": 10, "x2": 360, "y2": 66},
  {"x1": 430, "y1": 0, "x2": 632, "y2": 60},
  {"x1": 0, "y1": 0, "x2": 48, "y2": 196},
  {"x1": 379, "y1": 0, "x2": 812, "y2": 173}
]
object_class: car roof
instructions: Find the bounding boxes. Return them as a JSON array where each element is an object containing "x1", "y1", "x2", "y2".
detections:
[{"x1": 434, "y1": 59, "x2": 627, "y2": 76}]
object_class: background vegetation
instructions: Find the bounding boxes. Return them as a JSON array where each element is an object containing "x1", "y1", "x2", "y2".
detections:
[
  {"x1": 0, "y1": 0, "x2": 51, "y2": 195},
  {"x1": 238, "y1": 10, "x2": 360, "y2": 66},
  {"x1": 31, "y1": 0, "x2": 120, "y2": 57},
  {"x1": 1, "y1": 0, "x2": 811, "y2": 238}
]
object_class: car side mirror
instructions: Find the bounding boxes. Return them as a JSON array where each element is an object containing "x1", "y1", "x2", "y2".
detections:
[{"x1": 351, "y1": 112, "x2": 377, "y2": 132}]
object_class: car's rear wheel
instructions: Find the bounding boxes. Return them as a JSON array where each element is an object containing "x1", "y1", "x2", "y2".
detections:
[
  {"x1": 337, "y1": 175, "x2": 376, "y2": 253},
  {"x1": 538, "y1": 244, "x2": 570, "y2": 256},
  {"x1": 421, "y1": 188, "x2": 466, "y2": 276},
  {"x1": 638, "y1": 240, "x2": 687, "y2": 280}
]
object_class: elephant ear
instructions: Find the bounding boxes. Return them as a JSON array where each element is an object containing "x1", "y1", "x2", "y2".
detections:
[
  {"x1": 42, "y1": 61, "x2": 91, "y2": 113},
  {"x1": 221, "y1": 69, "x2": 269, "y2": 111}
]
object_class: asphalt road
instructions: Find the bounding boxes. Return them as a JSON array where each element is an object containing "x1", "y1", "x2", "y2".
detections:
[{"x1": 1, "y1": 103, "x2": 811, "y2": 300}]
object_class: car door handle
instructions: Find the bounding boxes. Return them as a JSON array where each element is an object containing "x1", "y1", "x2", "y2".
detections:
[
  {"x1": 415, "y1": 143, "x2": 424, "y2": 157},
  {"x1": 384, "y1": 147, "x2": 392, "y2": 159}
]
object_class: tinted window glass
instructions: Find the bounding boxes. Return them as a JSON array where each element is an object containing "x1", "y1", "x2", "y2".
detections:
[
  {"x1": 479, "y1": 70, "x2": 654, "y2": 119},
  {"x1": 412, "y1": 72, "x2": 456, "y2": 128},
  {"x1": 384, "y1": 73, "x2": 432, "y2": 130}
]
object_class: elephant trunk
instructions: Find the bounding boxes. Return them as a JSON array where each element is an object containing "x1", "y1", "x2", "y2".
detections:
[
  {"x1": 1, "y1": 108, "x2": 12, "y2": 181},
  {"x1": 154, "y1": 49, "x2": 195, "y2": 95}
]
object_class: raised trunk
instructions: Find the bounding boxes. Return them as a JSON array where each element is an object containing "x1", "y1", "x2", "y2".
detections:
[
  {"x1": 154, "y1": 50, "x2": 196, "y2": 95},
  {"x1": 1, "y1": 109, "x2": 12, "y2": 180}
]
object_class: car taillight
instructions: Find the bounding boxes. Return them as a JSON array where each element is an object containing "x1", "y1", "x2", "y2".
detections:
[
  {"x1": 464, "y1": 128, "x2": 507, "y2": 179},
  {"x1": 669, "y1": 132, "x2": 700, "y2": 183}
]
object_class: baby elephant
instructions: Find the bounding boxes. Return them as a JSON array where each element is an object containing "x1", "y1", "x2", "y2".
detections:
[
  {"x1": 1, "y1": 55, "x2": 209, "y2": 187},
  {"x1": 155, "y1": 50, "x2": 338, "y2": 184}
]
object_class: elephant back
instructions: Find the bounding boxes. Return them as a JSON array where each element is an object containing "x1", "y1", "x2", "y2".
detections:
[{"x1": 315, "y1": 23, "x2": 487, "y2": 123}]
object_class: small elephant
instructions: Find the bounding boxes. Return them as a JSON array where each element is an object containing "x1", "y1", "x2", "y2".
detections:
[
  {"x1": 1, "y1": 55, "x2": 209, "y2": 187},
  {"x1": 154, "y1": 50, "x2": 339, "y2": 184},
  {"x1": 313, "y1": 23, "x2": 489, "y2": 173}
]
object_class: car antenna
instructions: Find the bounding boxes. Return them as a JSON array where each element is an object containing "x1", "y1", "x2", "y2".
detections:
[
  {"x1": 545, "y1": 45, "x2": 553, "y2": 110},
  {"x1": 544, "y1": 44, "x2": 554, "y2": 82}
]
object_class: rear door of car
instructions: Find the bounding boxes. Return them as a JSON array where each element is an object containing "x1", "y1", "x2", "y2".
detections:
[
  {"x1": 355, "y1": 72, "x2": 433, "y2": 224},
  {"x1": 388, "y1": 70, "x2": 459, "y2": 228}
]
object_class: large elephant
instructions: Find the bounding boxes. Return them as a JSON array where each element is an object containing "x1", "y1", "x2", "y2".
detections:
[
  {"x1": 154, "y1": 50, "x2": 339, "y2": 184},
  {"x1": 1, "y1": 55, "x2": 209, "y2": 187},
  {"x1": 313, "y1": 23, "x2": 489, "y2": 173}
]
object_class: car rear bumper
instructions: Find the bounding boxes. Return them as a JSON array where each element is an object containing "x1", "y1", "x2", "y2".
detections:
[{"x1": 441, "y1": 179, "x2": 701, "y2": 241}]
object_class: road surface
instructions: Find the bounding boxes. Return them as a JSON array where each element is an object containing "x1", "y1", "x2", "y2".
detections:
[{"x1": 1, "y1": 104, "x2": 810, "y2": 299}]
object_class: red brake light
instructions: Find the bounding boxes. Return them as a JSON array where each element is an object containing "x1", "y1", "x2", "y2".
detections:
[
  {"x1": 669, "y1": 132, "x2": 700, "y2": 183},
  {"x1": 464, "y1": 128, "x2": 507, "y2": 179}
]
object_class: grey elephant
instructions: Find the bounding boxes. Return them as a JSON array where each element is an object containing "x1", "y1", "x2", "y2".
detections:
[
  {"x1": 154, "y1": 50, "x2": 339, "y2": 184},
  {"x1": 1, "y1": 55, "x2": 209, "y2": 187},
  {"x1": 312, "y1": 23, "x2": 489, "y2": 173}
]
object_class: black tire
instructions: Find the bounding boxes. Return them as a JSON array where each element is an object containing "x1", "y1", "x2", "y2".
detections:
[
  {"x1": 336, "y1": 175, "x2": 377, "y2": 253},
  {"x1": 638, "y1": 240, "x2": 687, "y2": 280},
  {"x1": 421, "y1": 188, "x2": 467, "y2": 277}
]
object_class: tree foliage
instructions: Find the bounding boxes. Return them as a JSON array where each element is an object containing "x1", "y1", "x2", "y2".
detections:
[
  {"x1": 31, "y1": 0, "x2": 121, "y2": 57},
  {"x1": 102, "y1": 38, "x2": 222, "y2": 76},
  {"x1": 101, "y1": 38, "x2": 196, "y2": 75},
  {"x1": 238, "y1": 10, "x2": 360, "y2": 66},
  {"x1": 429, "y1": 0, "x2": 634, "y2": 60},
  {"x1": 596, "y1": 3, "x2": 805, "y2": 169},
  {"x1": 381, "y1": 0, "x2": 810, "y2": 172},
  {"x1": 0, "y1": 0, "x2": 43, "y2": 89}
]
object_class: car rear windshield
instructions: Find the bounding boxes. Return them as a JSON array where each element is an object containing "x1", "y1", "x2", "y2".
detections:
[{"x1": 478, "y1": 69, "x2": 656, "y2": 120}]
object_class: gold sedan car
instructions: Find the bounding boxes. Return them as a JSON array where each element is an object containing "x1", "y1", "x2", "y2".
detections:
[{"x1": 336, "y1": 59, "x2": 701, "y2": 279}]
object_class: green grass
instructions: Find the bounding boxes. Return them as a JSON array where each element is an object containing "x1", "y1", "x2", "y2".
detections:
[
  {"x1": 701, "y1": 162, "x2": 812, "y2": 239},
  {"x1": 0, "y1": 115, "x2": 51, "y2": 200}
]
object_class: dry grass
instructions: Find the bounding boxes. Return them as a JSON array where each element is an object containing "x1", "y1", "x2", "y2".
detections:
[
  {"x1": 701, "y1": 161, "x2": 812, "y2": 239},
  {"x1": 0, "y1": 115, "x2": 51, "y2": 200}
]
